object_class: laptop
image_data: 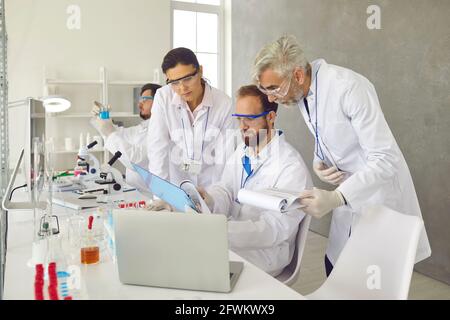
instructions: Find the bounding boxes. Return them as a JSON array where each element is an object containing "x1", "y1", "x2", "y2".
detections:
[{"x1": 114, "y1": 210, "x2": 244, "y2": 293}]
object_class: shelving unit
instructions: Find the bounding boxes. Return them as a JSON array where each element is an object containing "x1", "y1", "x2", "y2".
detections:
[
  {"x1": 42, "y1": 66, "x2": 156, "y2": 171},
  {"x1": 0, "y1": 0, "x2": 8, "y2": 300},
  {"x1": 32, "y1": 112, "x2": 141, "y2": 119},
  {"x1": 46, "y1": 80, "x2": 103, "y2": 85},
  {"x1": 53, "y1": 148, "x2": 105, "y2": 155}
]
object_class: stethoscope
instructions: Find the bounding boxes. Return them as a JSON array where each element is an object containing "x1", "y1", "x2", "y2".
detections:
[{"x1": 180, "y1": 106, "x2": 210, "y2": 162}]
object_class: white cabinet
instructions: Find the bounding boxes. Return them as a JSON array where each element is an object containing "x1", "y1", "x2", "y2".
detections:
[{"x1": 40, "y1": 66, "x2": 155, "y2": 171}]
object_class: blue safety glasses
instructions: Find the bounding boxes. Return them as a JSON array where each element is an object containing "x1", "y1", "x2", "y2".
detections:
[
  {"x1": 139, "y1": 96, "x2": 154, "y2": 102},
  {"x1": 231, "y1": 111, "x2": 269, "y2": 119}
]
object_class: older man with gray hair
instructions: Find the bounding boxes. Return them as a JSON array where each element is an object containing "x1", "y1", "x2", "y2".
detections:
[{"x1": 253, "y1": 35, "x2": 431, "y2": 277}]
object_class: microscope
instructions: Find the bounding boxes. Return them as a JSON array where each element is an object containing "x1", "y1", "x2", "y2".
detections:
[
  {"x1": 94, "y1": 151, "x2": 125, "y2": 195},
  {"x1": 75, "y1": 141, "x2": 101, "y2": 178}
]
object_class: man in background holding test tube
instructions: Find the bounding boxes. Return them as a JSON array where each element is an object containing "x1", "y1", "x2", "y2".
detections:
[
  {"x1": 91, "y1": 83, "x2": 161, "y2": 189},
  {"x1": 198, "y1": 85, "x2": 313, "y2": 276}
]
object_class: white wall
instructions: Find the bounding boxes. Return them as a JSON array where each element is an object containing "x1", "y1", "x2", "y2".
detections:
[{"x1": 6, "y1": 0, "x2": 171, "y2": 165}]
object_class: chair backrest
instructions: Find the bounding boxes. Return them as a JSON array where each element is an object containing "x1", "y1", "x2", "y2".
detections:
[
  {"x1": 276, "y1": 215, "x2": 311, "y2": 286},
  {"x1": 309, "y1": 205, "x2": 423, "y2": 300}
]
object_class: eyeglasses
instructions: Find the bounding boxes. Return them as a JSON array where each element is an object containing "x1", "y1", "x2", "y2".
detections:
[
  {"x1": 166, "y1": 70, "x2": 199, "y2": 87},
  {"x1": 139, "y1": 96, "x2": 154, "y2": 102},
  {"x1": 257, "y1": 72, "x2": 294, "y2": 98},
  {"x1": 232, "y1": 111, "x2": 269, "y2": 125}
]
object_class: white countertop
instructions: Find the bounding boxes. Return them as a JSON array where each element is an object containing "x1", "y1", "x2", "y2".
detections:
[{"x1": 3, "y1": 191, "x2": 305, "y2": 300}]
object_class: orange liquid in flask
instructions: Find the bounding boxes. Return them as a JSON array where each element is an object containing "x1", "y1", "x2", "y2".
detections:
[{"x1": 81, "y1": 246, "x2": 99, "y2": 264}]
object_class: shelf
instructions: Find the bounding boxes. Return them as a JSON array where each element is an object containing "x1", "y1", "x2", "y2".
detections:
[
  {"x1": 45, "y1": 79, "x2": 103, "y2": 85},
  {"x1": 51, "y1": 113, "x2": 94, "y2": 118},
  {"x1": 110, "y1": 113, "x2": 141, "y2": 118},
  {"x1": 109, "y1": 80, "x2": 153, "y2": 86},
  {"x1": 54, "y1": 148, "x2": 105, "y2": 154},
  {"x1": 34, "y1": 112, "x2": 140, "y2": 118}
]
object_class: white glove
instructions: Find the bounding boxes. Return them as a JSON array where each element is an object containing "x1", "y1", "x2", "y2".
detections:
[
  {"x1": 197, "y1": 187, "x2": 215, "y2": 212},
  {"x1": 299, "y1": 187, "x2": 346, "y2": 219},
  {"x1": 146, "y1": 199, "x2": 173, "y2": 212},
  {"x1": 91, "y1": 103, "x2": 101, "y2": 116},
  {"x1": 91, "y1": 101, "x2": 111, "y2": 116},
  {"x1": 313, "y1": 161, "x2": 345, "y2": 186},
  {"x1": 92, "y1": 118, "x2": 115, "y2": 138}
]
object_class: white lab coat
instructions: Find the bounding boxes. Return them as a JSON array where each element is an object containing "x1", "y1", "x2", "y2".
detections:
[
  {"x1": 104, "y1": 120, "x2": 149, "y2": 190},
  {"x1": 147, "y1": 84, "x2": 236, "y2": 188},
  {"x1": 298, "y1": 59, "x2": 431, "y2": 265},
  {"x1": 206, "y1": 131, "x2": 313, "y2": 276}
]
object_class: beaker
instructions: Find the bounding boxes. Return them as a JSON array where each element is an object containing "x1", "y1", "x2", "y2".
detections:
[{"x1": 80, "y1": 216, "x2": 100, "y2": 265}]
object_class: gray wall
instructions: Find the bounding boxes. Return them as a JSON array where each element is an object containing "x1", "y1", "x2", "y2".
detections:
[{"x1": 232, "y1": 0, "x2": 450, "y2": 284}]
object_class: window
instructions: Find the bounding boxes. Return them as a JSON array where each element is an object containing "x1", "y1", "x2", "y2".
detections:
[{"x1": 171, "y1": 0, "x2": 223, "y2": 89}]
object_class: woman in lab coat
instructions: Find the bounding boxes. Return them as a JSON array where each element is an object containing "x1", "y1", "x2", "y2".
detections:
[
  {"x1": 91, "y1": 83, "x2": 161, "y2": 189},
  {"x1": 146, "y1": 47, "x2": 235, "y2": 189},
  {"x1": 253, "y1": 35, "x2": 431, "y2": 276}
]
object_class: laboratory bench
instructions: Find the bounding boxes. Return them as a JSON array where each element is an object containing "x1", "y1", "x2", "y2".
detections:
[{"x1": 3, "y1": 190, "x2": 305, "y2": 300}]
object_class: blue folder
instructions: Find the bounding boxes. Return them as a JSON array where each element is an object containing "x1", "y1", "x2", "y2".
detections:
[{"x1": 131, "y1": 163, "x2": 197, "y2": 213}]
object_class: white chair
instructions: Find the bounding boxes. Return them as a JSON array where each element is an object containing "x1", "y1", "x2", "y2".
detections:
[
  {"x1": 306, "y1": 205, "x2": 424, "y2": 300},
  {"x1": 276, "y1": 215, "x2": 311, "y2": 286}
]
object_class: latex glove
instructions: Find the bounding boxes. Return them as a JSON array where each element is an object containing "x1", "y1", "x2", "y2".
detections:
[
  {"x1": 91, "y1": 103, "x2": 101, "y2": 116},
  {"x1": 313, "y1": 161, "x2": 345, "y2": 186},
  {"x1": 299, "y1": 187, "x2": 345, "y2": 219},
  {"x1": 91, "y1": 102, "x2": 111, "y2": 116},
  {"x1": 92, "y1": 118, "x2": 115, "y2": 138},
  {"x1": 197, "y1": 187, "x2": 215, "y2": 211},
  {"x1": 146, "y1": 199, "x2": 173, "y2": 212}
]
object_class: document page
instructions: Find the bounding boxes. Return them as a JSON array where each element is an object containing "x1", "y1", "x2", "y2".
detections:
[{"x1": 237, "y1": 188, "x2": 305, "y2": 213}]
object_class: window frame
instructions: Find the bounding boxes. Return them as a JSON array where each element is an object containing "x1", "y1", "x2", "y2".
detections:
[{"x1": 171, "y1": 0, "x2": 224, "y2": 90}]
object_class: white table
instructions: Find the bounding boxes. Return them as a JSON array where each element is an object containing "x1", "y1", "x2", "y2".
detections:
[{"x1": 4, "y1": 191, "x2": 305, "y2": 300}]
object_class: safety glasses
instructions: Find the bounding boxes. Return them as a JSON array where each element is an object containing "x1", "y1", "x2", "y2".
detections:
[
  {"x1": 232, "y1": 111, "x2": 269, "y2": 119},
  {"x1": 257, "y1": 72, "x2": 293, "y2": 98},
  {"x1": 232, "y1": 111, "x2": 269, "y2": 124},
  {"x1": 139, "y1": 96, "x2": 154, "y2": 102},
  {"x1": 166, "y1": 70, "x2": 199, "y2": 88}
]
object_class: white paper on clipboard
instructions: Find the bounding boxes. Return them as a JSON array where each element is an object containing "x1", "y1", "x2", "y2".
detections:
[{"x1": 237, "y1": 188, "x2": 306, "y2": 213}]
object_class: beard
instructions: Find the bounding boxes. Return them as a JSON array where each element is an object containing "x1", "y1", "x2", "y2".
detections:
[
  {"x1": 277, "y1": 83, "x2": 305, "y2": 107},
  {"x1": 243, "y1": 123, "x2": 269, "y2": 148},
  {"x1": 140, "y1": 112, "x2": 150, "y2": 120}
]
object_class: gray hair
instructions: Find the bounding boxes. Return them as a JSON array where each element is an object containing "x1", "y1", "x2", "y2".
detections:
[{"x1": 252, "y1": 35, "x2": 309, "y2": 82}]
